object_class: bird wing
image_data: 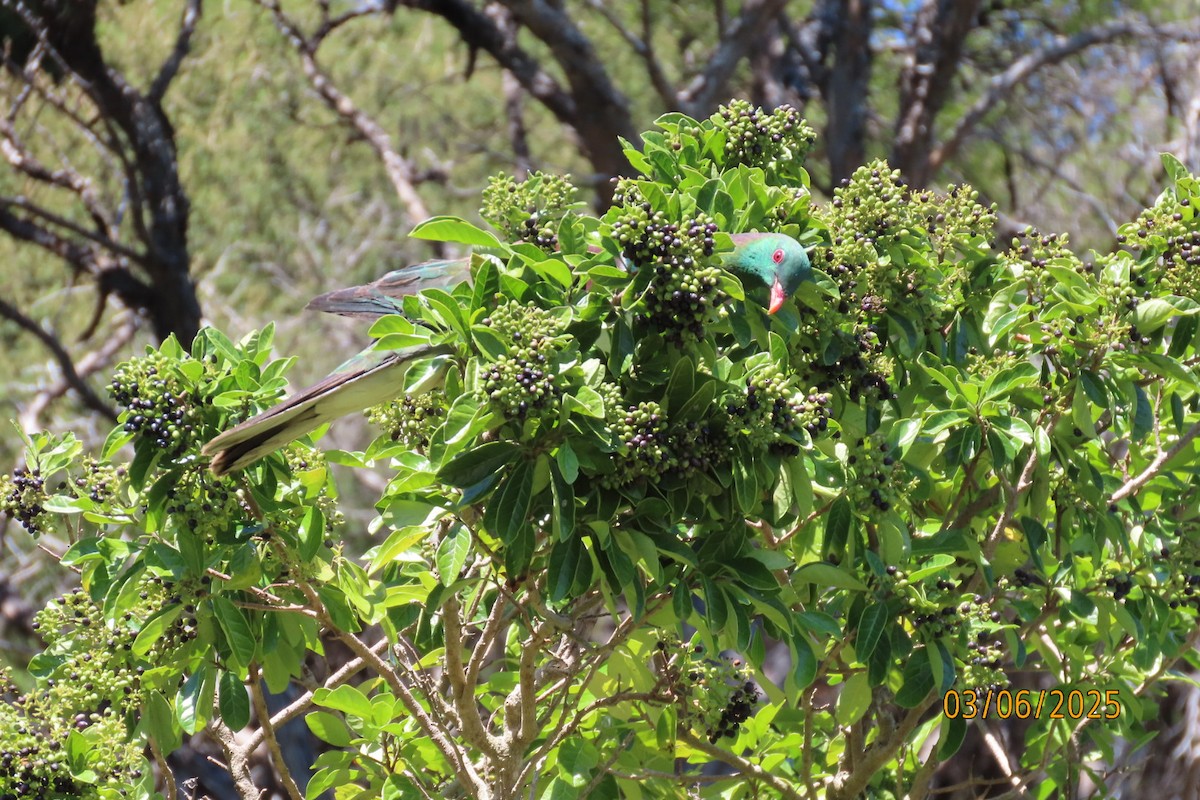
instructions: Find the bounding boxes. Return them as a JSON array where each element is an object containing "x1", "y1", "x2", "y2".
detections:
[
  {"x1": 307, "y1": 238, "x2": 771, "y2": 320},
  {"x1": 202, "y1": 342, "x2": 454, "y2": 475},
  {"x1": 306, "y1": 258, "x2": 474, "y2": 319}
]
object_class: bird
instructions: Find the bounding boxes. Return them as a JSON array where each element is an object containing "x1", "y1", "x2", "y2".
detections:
[{"x1": 202, "y1": 232, "x2": 812, "y2": 475}]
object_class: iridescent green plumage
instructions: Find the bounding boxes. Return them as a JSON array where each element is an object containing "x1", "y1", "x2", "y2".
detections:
[{"x1": 203, "y1": 233, "x2": 812, "y2": 475}]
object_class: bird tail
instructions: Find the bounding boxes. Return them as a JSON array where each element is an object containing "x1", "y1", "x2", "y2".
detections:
[
  {"x1": 202, "y1": 343, "x2": 453, "y2": 476},
  {"x1": 306, "y1": 258, "x2": 473, "y2": 319}
]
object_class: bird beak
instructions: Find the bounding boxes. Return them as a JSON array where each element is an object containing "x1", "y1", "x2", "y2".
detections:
[{"x1": 768, "y1": 278, "x2": 786, "y2": 314}]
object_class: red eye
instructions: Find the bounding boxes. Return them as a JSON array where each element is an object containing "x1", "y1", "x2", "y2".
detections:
[{"x1": 772, "y1": 248, "x2": 785, "y2": 264}]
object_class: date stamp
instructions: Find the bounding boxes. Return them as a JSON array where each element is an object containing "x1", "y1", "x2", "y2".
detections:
[{"x1": 942, "y1": 688, "x2": 1122, "y2": 720}]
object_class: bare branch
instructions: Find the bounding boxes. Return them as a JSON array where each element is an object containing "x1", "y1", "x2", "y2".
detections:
[
  {"x1": 584, "y1": 0, "x2": 676, "y2": 107},
  {"x1": 247, "y1": 665, "x2": 304, "y2": 800},
  {"x1": 680, "y1": 732, "x2": 807, "y2": 800},
  {"x1": 18, "y1": 314, "x2": 135, "y2": 432},
  {"x1": 677, "y1": 0, "x2": 790, "y2": 117},
  {"x1": 1110, "y1": 420, "x2": 1200, "y2": 503},
  {"x1": 257, "y1": 0, "x2": 437, "y2": 232},
  {"x1": 208, "y1": 719, "x2": 260, "y2": 800},
  {"x1": 149, "y1": 0, "x2": 202, "y2": 104},
  {"x1": 0, "y1": 296, "x2": 117, "y2": 422},
  {"x1": 891, "y1": 0, "x2": 984, "y2": 186},
  {"x1": 442, "y1": 595, "x2": 503, "y2": 757},
  {"x1": 930, "y1": 18, "x2": 1200, "y2": 177}
]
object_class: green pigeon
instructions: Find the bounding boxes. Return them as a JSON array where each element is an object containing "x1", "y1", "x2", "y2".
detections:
[{"x1": 202, "y1": 232, "x2": 811, "y2": 475}]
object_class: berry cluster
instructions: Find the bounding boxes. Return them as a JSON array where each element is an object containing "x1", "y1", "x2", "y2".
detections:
[
  {"x1": 655, "y1": 639, "x2": 758, "y2": 745},
  {"x1": 108, "y1": 353, "x2": 207, "y2": 459},
  {"x1": 1001, "y1": 228, "x2": 1087, "y2": 305},
  {"x1": 71, "y1": 459, "x2": 124, "y2": 507},
  {"x1": 602, "y1": 402, "x2": 727, "y2": 488},
  {"x1": 961, "y1": 631, "x2": 1009, "y2": 692},
  {"x1": 818, "y1": 163, "x2": 995, "y2": 328},
  {"x1": 477, "y1": 302, "x2": 565, "y2": 423},
  {"x1": 726, "y1": 367, "x2": 829, "y2": 451},
  {"x1": 708, "y1": 681, "x2": 758, "y2": 744},
  {"x1": 604, "y1": 401, "x2": 670, "y2": 486},
  {"x1": 870, "y1": 568, "x2": 1013, "y2": 692},
  {"x1": 161, "y1": 467, "x2": 245, "y2": 548},
  {"x1": 0, "y1": 670, "x2": 145, "y2": 800},
  {"x1": 711, "y1": 100, "x2": 815, "y2": 171},
  {"x1": 367, "y1": 389, "x2": 448, "y2": 451},
  {"x1": 0, "y1": 586, "x2": 186, "y2": 799},
  {"x1": 1165, "y1": 564, "x2": 1200, "y2": 611},
  {"x1": 1119, "y1": 195, "x2": 1200, "y2": 298},
  {"x1": 910, "y1": 183, "x2": 996, "y2": 259},
  {"x1": 32, "y1": 588, "x2": 145, "y2": 713},
  {"x1": 480, "y1": 171, "x2": 577, "y2": 247},
  {"x1": 608, "y1": 192, "x2": 726, "y2": 345},
  {"x1": 0, "y1": 467, "x2": 48, "y2": 536},
  {"x1": 845, "y1": 435, "x2": 908, "y2": 514},
  {"x1": 808, "y1": 327, "x2": 895, "y2": 405}
]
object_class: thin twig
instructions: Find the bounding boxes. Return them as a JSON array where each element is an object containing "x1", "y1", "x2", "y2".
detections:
[
  {"x1": 248, "y1": 664, "x2": 304, "y2": 800},
  {"x1": 1110, "y1": 420, "x2": 1200, "y2": 502}
]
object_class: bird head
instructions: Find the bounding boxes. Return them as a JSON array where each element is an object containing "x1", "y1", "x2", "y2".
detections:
[{"x1": 727, "y1": 233, "x2": 813, "y2": 314}]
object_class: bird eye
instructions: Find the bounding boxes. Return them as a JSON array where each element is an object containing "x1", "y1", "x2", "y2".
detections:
[{"x1": 772, "y1": 248, "x2": 785, "y2": 264}]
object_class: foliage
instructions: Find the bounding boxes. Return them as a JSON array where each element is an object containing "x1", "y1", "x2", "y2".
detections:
[{"x1": 5, "y1": 102, "x2": 1200, "y2": 798}]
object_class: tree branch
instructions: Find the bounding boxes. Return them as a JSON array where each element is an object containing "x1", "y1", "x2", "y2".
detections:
[
  {"x1": 680, "y1": 732, "x2": 807, "y2": 800},
  {"x1": 677, "y1": 0, "x2": 790, "y2": 117},
  {"x1": 247, "y1": 665, "x2": 304, "y2": 800},
  {"x1": 584, "y1": 0, "x2": 676, "y2": 107},
  {"x1": 257, "y1": 0, "x2": 437, "y2": 233},
  {"x1": 0, "y1": 296, "x2": 117, "y2": 422},
  {"x1": 930, "y1": 18, "x2": 1200, "y2": 178},
  {"x1": 148, "y1": 0, "x2": 202, "y2": 104},
  {"x1": 1110, "y1": 420, "x2": 1200, "y2": 503},
  {"x1": 891, "y1": 0, "x2": 984, "y2": 186}
]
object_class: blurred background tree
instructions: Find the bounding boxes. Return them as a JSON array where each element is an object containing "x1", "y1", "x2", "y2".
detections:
[{"x1": 1, "y1": 0, "x2": 1199, "y2": 796}]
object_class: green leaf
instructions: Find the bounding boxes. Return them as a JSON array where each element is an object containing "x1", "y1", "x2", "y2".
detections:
[
  {"x1": 144, "y1": 690, "x2": 182, "y2": 754},
  {"x1": 486, "y1": 457, "x2": 535, "y2": 544},
  {"x1": 299, "y1": 506, "x2": 325, "y2": 561},
  {"x1": 665, "y1": 356, "x2": 696, "y2": 415},
  {"x1": 218, "y1": 670, "x2": 250, "y2": 731},
  {"x1": 733, "y1": 456, "x2": 760, "y2": 512},
  {"x1": 410, "y1": 215, "x2": 504, "y2": 248},
  {"x1": 557, "y1": 442, "x2": 580, "y2": 483},
  {"x1": 791, "y1": 636, "x2": 817, "y2": 689},
  {"x1": 306, "y1": 710, "x2": 354, "y2": 747},
  {"x1": 435, "y1": 525, "x2": 470, "y2": 586},
  {"x1": 565, "y1": 385, "x2": 605, "y2": 418},
  {"x1": 1132, "y1": 384, "x2": 1153, "y2": 442},
  {"x1": 895, "y1": 649, "x2": 934, "y2": 708},
  {"x1": 907, "y1": 554, "x2": 956, "y2": 582},
  {"x1": 939, "y1": 714, "x2": 967, "y2": 759},
  {"x1": 177, "y1": 665, "x2": 215, "y2": 734},
  {"x1": 794, "y1": 562, "x2": 867, "y2": 591},
  {"x1": 824, "y1": 496, "x2": 852, "y2": 555},
  {"x1": 134, "y1": 605, "x2": 184, "y2": 657},
  {"x1": 836, "y1": 672, "x2": 871, "y2": 725},
  {"x1": 1134, "y1": 296, "x2": 1200, "y2": 333},
  {"x1": 212, "y1": 597, "x2": 256, "y2": 669},
  {"x1": 855, "y1": 602, "x2": 888, "y2": 663},
  {"x1": 550, "y1": 462, "x2": 576, "y2": 542},
  {"x1": 438, "y1": 441, "x2": 520, "y2": 487},
  {"x1": 983, "y1": 362, "x2": 1038, "y2": 403},
  {"x1": 314, "y1": 684, "x2": 373, "y2": 720},
  {"x1": 548, "y1": 534, "x2": 592, "y2": 603},
  {"x1": 1163, "y1": 152, "x2": 1190, "y2": 184}
]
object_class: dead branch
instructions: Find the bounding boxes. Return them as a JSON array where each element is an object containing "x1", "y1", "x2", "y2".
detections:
[{"x1": 0, "y1": 296, "x2": 117, "y2": 423}]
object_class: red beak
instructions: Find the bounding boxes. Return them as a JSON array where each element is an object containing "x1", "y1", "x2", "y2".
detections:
[{"x1": 768, "y1": 278, "x2": 786, "y2": 314}]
